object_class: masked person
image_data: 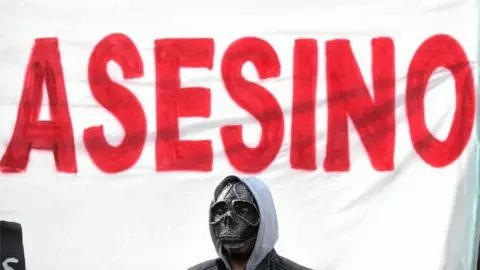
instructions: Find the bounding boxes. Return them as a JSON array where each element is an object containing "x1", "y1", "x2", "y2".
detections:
[{"x1": 189, "y1": 175, "x2": 312, "y2": 270}]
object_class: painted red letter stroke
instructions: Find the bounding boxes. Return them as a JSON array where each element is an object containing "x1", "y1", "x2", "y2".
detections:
[
  {"x1": 154, "y1": 38, "x2": 214, "y2": 171},
  {"x1": 85, "y1": 33, "x2": 146, "y2": 173},
  {"x1": 291, "y1": 39, "x2": 318, "y2": 171},
  {"x1": 1, "y1": 38, "x2": 77, "y2": 173},
  {"x1": 406, "y1": 34, "x2": 474, "y2": 167},
  {"x1": 221, "y1": 37, "x2": 283, "y2": 173},
  {"x1": 324, "y1": 38, "x2": 395, "y2": 172}
]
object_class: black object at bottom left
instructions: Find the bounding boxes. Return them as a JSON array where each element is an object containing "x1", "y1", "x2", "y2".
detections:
[{"x1": 0, "y1": 221, "x2": 26, "y2": 270}]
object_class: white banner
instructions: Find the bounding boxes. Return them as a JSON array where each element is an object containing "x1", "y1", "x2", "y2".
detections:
[{"x1": 0, "y1": 0, "x2": 478, "y2": 269}]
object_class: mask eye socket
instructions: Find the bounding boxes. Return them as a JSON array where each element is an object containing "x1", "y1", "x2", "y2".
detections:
[
  {"x1": 233, "y1": 201, "x2": 259, "y2": 225},
  {"x1": 210, "y1": 201, "x2": 228, "y2": 223}
]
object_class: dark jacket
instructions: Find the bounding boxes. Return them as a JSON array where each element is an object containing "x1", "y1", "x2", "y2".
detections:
[
  {"x1": 188, "y1": 249, "x2": 312, "y2": 270},
  {"x1": 189, "y1": 176, "x2": 313, "y2": 270},
  {"x1": 0, "y1": 221, "x2": 26, "y2": 270}
]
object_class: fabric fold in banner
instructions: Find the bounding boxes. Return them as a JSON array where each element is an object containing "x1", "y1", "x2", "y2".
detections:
[{"x1": 0, "y1": 221, "x2": 26, "y2": 270}]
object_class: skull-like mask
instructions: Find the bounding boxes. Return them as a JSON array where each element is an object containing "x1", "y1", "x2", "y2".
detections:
[{"x1": 210, "y1": 177, "x2": 260, "y2": 251}]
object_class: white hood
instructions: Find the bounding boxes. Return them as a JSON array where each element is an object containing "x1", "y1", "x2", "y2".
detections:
[{"x1": 209, "y1": 176, "x2": 279, "y2": 270}]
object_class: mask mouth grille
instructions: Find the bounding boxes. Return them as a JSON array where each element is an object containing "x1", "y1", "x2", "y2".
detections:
[
  {"x1": 218, "y1": 235, "x2": 242, "y2": 241},
  {"x1": 210, "y1": 200, "x2": 260, "y2": 226}
]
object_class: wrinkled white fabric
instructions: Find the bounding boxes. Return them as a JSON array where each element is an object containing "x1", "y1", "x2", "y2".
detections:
[{"x1": 0, "y1": 0, "x2": 478, "y2": 269}]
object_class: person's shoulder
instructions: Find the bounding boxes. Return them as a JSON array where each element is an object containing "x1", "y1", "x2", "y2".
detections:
[
  {"x1": 187, "y1": 258, "x2": 222, "y2": 270},
  {"x1": 272, "y1": 254, "x2": 314, "y2": 270}
]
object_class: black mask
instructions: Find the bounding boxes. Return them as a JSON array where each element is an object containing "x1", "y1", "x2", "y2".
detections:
[{"x1": 210, "y1": 177, "x2": 260, "y2": 252}]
